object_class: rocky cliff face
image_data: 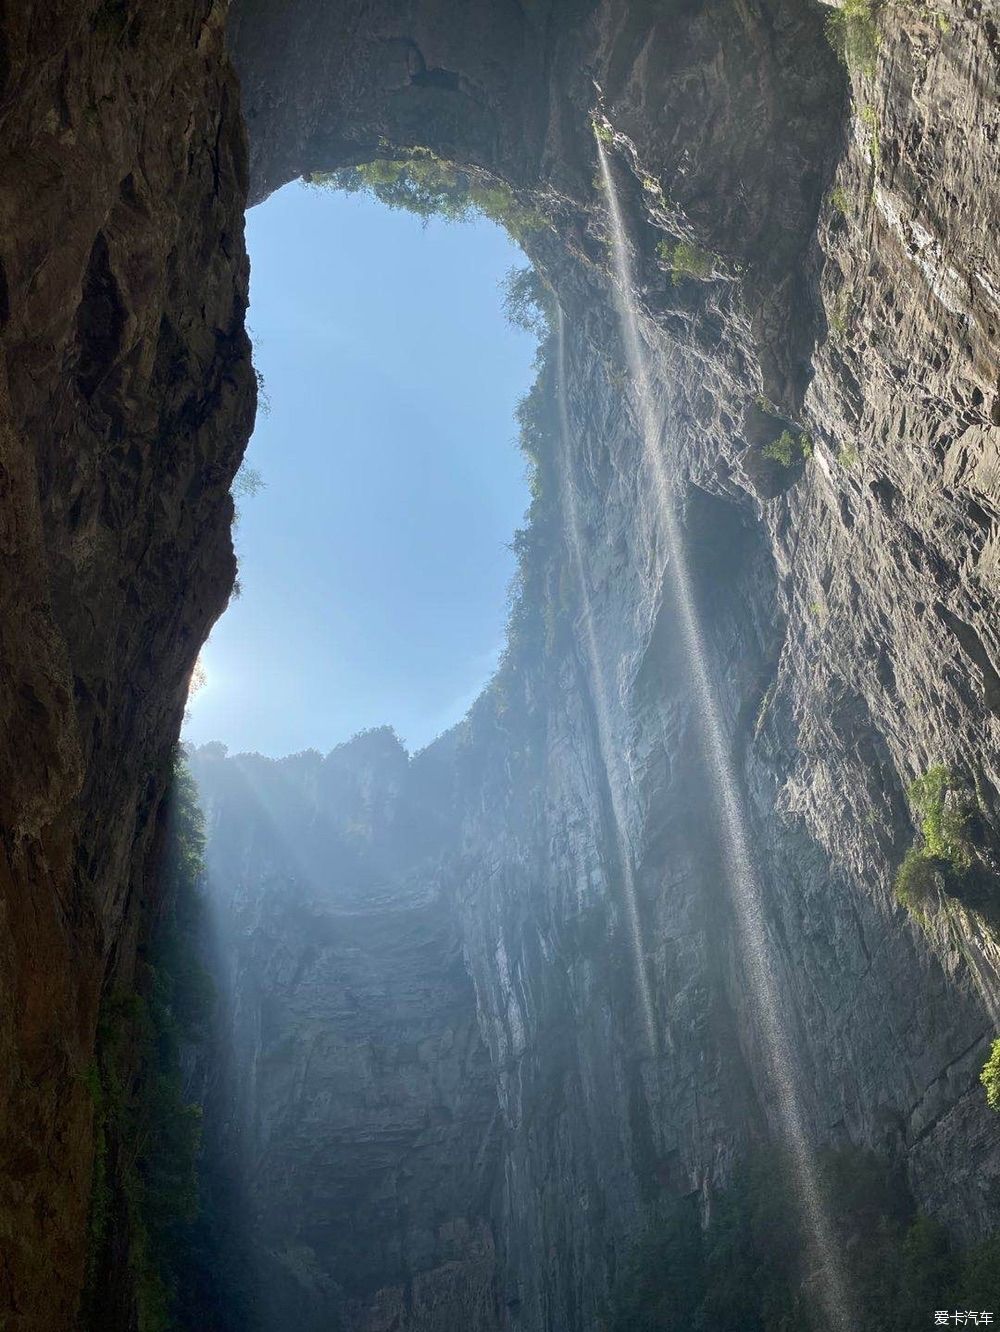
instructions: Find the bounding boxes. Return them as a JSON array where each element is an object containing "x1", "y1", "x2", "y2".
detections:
[
  {"x1": 191, "y1": 735, "x2": 502, "y2": 1332},
  {"x1": 0, "y1": 3, "x2": 253, "y2": 1328},
  {"x1": 213, "y1": 0, "x2": 1000, "y2": 1326},
  {"x1": 2, "y1": 0, "x2": 999, "y2": 1327}
]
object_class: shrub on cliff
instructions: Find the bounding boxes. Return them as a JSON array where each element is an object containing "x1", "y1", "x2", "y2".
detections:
[
  {"x1": 826, "y1": 0, "x2": 881, "y2": 74},
  {"x1": 762, "y1": 430, "x2": 812, "y2": 468},
  {"x1": 311, "y1": 150, "x2": 547, "y2": 243},
  {"x1": 656, "y1": 238, "x2": 714, "y2": 284},
  {"x1": 981, "y1": 1039, "x2": 1000, "y2": 1112},
  {"x1": 895, "y1": 765, "x2": 974, "y2": 911},
  {"x1": 895, "y1": 846, "x2": 942, "y2": 910},
  {"x1": 909, "y1": 766, "x2": 972, "y2": 863},
  {"x1": 232, "y1": 461, "x2": 264, "y2": 500},
  {"x1": 500, "y1": 265, "x2": 554, "y2": 339}
]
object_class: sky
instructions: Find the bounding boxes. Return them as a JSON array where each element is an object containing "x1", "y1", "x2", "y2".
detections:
[{"x1": 182, "y1": 180, "x2": 536, "y2": 758}]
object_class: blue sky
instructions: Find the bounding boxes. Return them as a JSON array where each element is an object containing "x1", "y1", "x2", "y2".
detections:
[{"x1": 183, "y1": 180, "x2": 535, "y2": 757}]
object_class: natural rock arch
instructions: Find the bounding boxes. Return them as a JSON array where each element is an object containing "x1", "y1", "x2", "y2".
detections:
[{"x1": 228, "y1": 0, "x2": 844, "y2": 413}]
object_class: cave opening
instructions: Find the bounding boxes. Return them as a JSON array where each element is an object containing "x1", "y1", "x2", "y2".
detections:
[
  {"x1": 8, "y1": 2, "x2": 1000, "y2": 1331},
  {"x1": 183, "y1": 173, "x2": 539, "y2": 759}
]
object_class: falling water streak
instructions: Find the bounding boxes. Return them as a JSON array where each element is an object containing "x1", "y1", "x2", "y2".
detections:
[
  {"x1": 554, "y1": 306, "x2": 658, "y2": 1056},
  {"x1": 595, "y1": 137, "x2": 855, "y2": 1332}
]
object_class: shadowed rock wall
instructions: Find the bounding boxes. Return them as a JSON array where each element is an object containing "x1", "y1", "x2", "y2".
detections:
[
  {"x1": 2, "y1": 0, "x2": 1000, "y2": 1327},
  {"x1": 0, "y1": 2, "x2": 253, "y2": 1328}
]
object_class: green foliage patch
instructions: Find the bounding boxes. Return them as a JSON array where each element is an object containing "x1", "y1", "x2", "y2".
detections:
[
  {"x1": 829, "y1": 288, "x2": 852, "y2": 338},
  {"x1": 826, "y1": 0, "x2": 882, "y2": 74},
  {"x1": 860, "y1": 104, "x2": 882, "y2": 169},
  {"x1": 981, "y1": 1038, "x2": 1000, "y2": 1112},
  {"x1": 762, "y1": 430, "x2": 812, "y2": 468},
  {"x1": 895, "y1": 765, "x2": 974, "y2": 911},
  {"x1": 232, "y1": 462, "x2": 264, "y2": 500},
  {"x1": 657, "y1": 238, "x2": 715, "y2": 285},
  {"x1": 837, "y1": 441, "x2": 859, "y2": 469},
  {"x1": 311, "y1": 150, "x2": 547, "y2": 243},
  {"x1": 500, "y1": 266, "x2": 555, "y2": 339},
  {"x1": 84, "y1": 756, "x2": 214, "y2": 1330},
  {"x1": 504, "y1": 337, "x2": 559, "y2": 660}
]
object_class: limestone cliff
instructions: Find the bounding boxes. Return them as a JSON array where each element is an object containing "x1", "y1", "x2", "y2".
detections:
[
  {"x1": 207, "y1": 0, "x2": 1000, "y2": 1326},
  {"x1": 0, "y1": 2, "x2": 253, "y2": 1328},
  {"x1": 191, "y1": 734, "x2": 502, "y2": 1331},
  {"x1": 2, "y1": 0, "x2": 999, "y2": 1328}
]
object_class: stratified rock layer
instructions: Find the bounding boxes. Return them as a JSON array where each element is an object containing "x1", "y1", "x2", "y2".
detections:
[
  {"x1": 0, "y1": 2, "x2": 253, "y2": 1328},
  {"x1": 192, "y1": 735, "x2": 502, "y2": 1332},
  {"x1": 1, "y1": 0, "x2": 999, "y2": 1328},
  {"x1": 210, "y1": 0, "x2": 1000, "y2": 1328}
]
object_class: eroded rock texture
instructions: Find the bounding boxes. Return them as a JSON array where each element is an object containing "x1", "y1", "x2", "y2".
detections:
[
  {"x1": 2, "y1": 0, "x2": 1000, "y2": 1328},
  {"x1": 206, "y1": 0, "x2": 1000, "y2": 1327},
  {"x1": 192, "y1": 735, "x2": 502, "y2": 1332},
  {"x1": 0, "y1": 2, "x2": 253, "y2": 1328}
]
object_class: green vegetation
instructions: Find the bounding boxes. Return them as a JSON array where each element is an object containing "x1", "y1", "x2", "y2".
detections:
[
  {"x1": 232, "y1": 462, "x2": 264, "y2": 499},
  {"x1": 829, "y1": 185, "x2": 850, "y2": 215},
  {"x1": 609, "y1": 1147, "x2": 1000, "y2": 1331},
  {"x1": 83, "y1": 756, "x2": 214, "y2": 1330},
  {"x1": 909, "y1": 766, "x2": 973, "y2": 864},
  {"x1": 981, "y1": 1038, "x2": 1000, "y2": 1111},
  {"x1": 231, "y1": 460, "x2": 265, "y2": 545},
  {"x1": 828, "y1": 287, "x2": 852, "y2": 338},
  {"x1": 253, "y1": 366, "x2": 271, "y2": 419},
  {"x1": 837, "y1": 441, "x2": 859, "y2": 469},
  {"x1": 500, "y1": 265, "x2": 555, "y2": 339},
  {"x1": 592, "y1": 119, "x2": 614, "y2": 144},
  {"x1": 762, "y1": 430, "x2": 812, "y2": 467},
  {"x1": 505, "y1": 342, "x2": 557, "y2": 650},
  {"x1": 895, "y1": 846, "x2": 940, "y2": 906},
  {"x1": 310, "y1": 149, "x2": 547, "y2": 243},
  {"x1": 904, "y1": 0, "x2": 950, "y2": 32},
  {"x1": 656, "y1": 239, "x2": 715, "y2": 285},
  {"x1": 462, "y1": 268, "x2": 567, "y2": 741},
  {"x1": 826, "y1": 0, "x2": 882, "y2": 74},
  {"x1": 895, "y1": 765, "x2": 974, "y2": 911}
]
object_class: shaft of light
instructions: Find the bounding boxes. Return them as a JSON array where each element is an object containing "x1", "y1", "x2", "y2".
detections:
[
  {"x1": 595, "y1": 135, "x2": 855, "y2": 1332},
  {"x1": 554, "y1": 307, "x2": 658, "y2": 1056}
]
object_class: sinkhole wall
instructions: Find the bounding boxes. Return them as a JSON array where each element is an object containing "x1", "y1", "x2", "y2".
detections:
[
  {"x1": 189, "y1": 274, "x2": 1000, "y2": 1328},
  {"x1": 0, "y1": 0, "x2": 999, "y2": 1328},
  {"x1": 203, "y1": 3, "x2": 1000, "y2": 1325}
]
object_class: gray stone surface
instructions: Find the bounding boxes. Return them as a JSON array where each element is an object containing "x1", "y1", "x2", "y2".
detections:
[
  {"x1": 187, "y1": 5, "x2": 1000, "y2": 1330},
  {"x1": 1, "y1": 0, "x2": 996, "y2": 1327}
]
